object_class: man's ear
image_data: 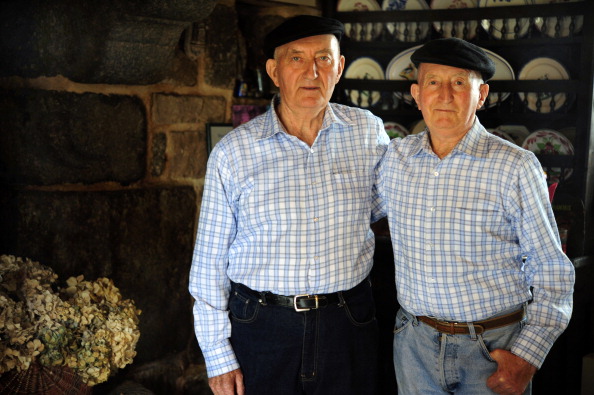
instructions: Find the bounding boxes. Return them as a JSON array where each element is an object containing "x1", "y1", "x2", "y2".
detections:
[
  {"x1": 410, "y1": 83, "x2": 421, "y2": 110},
  {"x1": 266, "y1": 58, "x2": 279, "y2": 88},
  {"x1": 477, "y1": 83, "x2": 490, "y2": 109},
  {"x1": 336, "y1": 54, "x2": 345, "y2": 81}
]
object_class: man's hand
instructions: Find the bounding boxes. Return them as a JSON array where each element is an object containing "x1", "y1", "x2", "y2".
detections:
[
  {"x1": 487, "y1": 349, "x2": 537, "y2": 395},
  {"x1": 208, "y1": 368, "x2": 245, "y2": 395}
]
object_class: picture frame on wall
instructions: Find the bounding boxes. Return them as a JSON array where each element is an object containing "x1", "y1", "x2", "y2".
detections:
[{"x1": 206, "y1": 123, "x2": 233, "y2": 154}]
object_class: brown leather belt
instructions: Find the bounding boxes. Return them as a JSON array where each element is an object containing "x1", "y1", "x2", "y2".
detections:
[{"x1": 417, "y1": 308, "x2": 524, "y2": 335}]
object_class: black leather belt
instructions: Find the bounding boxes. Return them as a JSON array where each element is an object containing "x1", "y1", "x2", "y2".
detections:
[
  {"x1": 417, "y1": 308, "x2": 525, "y2": 335},
  {"x1": 232, "y1": 279, "x2": 368, "y2": 312}
]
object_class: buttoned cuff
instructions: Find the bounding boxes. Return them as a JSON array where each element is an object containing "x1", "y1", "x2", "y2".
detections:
[{"x1": 201, "y1": 340, "x2": 241, "y2": 378}]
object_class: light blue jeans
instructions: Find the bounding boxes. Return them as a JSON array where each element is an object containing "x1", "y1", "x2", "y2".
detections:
[{"x1": 393, "y1": 307, "x2": 531, "y2": 394}]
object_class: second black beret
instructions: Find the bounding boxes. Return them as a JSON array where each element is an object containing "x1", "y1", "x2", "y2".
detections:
[
  {"x1": 264, "y1": 15, "x2": 345, "y2": 59},
  {"x1": 410, "y1": 38, "x2": 496, "y2": 81}
]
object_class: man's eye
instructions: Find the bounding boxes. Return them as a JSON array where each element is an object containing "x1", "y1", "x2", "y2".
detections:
[{"x1": 292, "y1": 56, "x2": 300, "y2": 61}]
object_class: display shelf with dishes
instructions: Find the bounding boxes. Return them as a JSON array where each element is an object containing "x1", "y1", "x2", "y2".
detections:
[
  {"x1": 325, "y1": 0, "x2": 592, "y2": 193},
  {"x1": 326, "y1": 0, "x2": 594, "y2": 265}
]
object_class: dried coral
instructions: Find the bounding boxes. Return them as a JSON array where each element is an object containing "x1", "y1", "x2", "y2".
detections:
[{"x1": 0, "y1": 255, "x2": 141, "y2": 386}]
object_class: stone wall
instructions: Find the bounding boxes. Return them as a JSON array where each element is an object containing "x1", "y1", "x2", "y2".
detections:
[{"x1": 0, "y1": 0, "x2": 321, "y2": 392}]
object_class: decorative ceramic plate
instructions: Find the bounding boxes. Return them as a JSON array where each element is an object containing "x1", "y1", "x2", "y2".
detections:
[
  {"x1": 409, "y1": 119, "x2": 427, "y2": 134},
  {"x1": 344, "y1": 57, "x2": 384, "y2": 108},
  {"x1": 495, "y1": 124, "x2": 530, "y2": 145},
  {"x1": 478, "y1": 0, "x2": 534, "y2": 40},
  {"x1": 522, "y1": 129, "x2": 574, "y2": 182},
  {"x1": 517, "y1": 57, "x2": 570, "y2": 113},
  {"x1": 430, "y1": 0, "x2": 478, "y2": 39},
  {"x1": 339, "y1": 0, "x2": 382, "y2": 41},
  {"x1": 488, "y1": 128, "x2": 516, "y2": 144},
  {"x1": 481, "y1": 48, "x2": 515, "y2": 109},
  {"x1": 533, "y1": 0, "x2": 583, "y2": 38},
  {"x1": 384, "y1": 121, "x2": 409, "y2": 139},
  {"x1": 385, "y1": 45, "x2": 422, "y2": 106},
  {"x1": 382, "y1": 0, "x2": 431, "y2": 42},
  {"x1": 338, "y1": 0, "x2": 381, "y2": 11}
]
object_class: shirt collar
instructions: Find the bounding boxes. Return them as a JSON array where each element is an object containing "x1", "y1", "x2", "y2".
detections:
[
  {"x1": 257, "y1": 95, "x2": 350, "y2": 141},
  {"x1": 408, "y1": 117, "x2": 489, "y2": 159}
]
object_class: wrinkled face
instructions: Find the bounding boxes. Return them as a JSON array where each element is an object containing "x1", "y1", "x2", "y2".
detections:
[
  {"x1": 266, "y1": 34, "x2": 345, "y2": 112},
  {"x1": 411, "y1": 63, "x2": 489, "y2": 137}
]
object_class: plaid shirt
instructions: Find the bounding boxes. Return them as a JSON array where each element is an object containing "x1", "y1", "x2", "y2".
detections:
[
  {"x1": 378, "y1": 118, "x2": 574, "y2": 368},
  {"x1": 189, "y1": 100, "x2": 389, "y2": 377}
]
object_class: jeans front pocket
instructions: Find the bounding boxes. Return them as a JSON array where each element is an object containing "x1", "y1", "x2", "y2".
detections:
[
  {"x1": 229, "y1": 289, "x2": 260, "y2": 323},
  {"x1": 393, "y1": 308, "x2": 414, "y2": 336},
  {"x1": 343, "y1": 281, "x2": 376, "y2": 326}
]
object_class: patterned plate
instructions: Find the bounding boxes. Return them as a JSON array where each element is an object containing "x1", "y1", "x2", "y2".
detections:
[
  {"x1": 384, "y1": 122, "x2": 409, "y2": 139},
  {"x1": 533, "y1": 0, "x2": 583, "y2": 38},
  {"x1": 382, "y1": 0, "x2": 431, "y2": 42},
  {"x1": 481, "y1": 48, "x2": 515, "y2": 109},
  {"x1": 385, "y1": 45, "x2": 422, "y2": 106},
  {"x1": 344, "y1": 57, "x2": 384, "y2": 108},
  {"x1": 517, "y1": 57, "x2": 570, "y2": 113},
  {"x1": 522, "y1": 129, "x2": 574, "y2": 182},
  {"x1": 478, "y1": 0, "x2": 534, "y2": 40},
  {"x1": 430, "y1": 0, "x2": 479, "y2": 40},
  {"x1": 339, "y1": 0, "x2": 382, "y2": 41}
]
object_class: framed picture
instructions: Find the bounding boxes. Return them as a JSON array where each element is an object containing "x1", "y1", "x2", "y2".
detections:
[{"x1": 207, "y1": 123, "x2": 233, "y2": 154}]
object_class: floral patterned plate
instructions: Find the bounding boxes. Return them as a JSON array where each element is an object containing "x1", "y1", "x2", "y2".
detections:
[
  {"x1": 522, "y1": 129, "x2": 574, "y2": 182},
  {"x1": 384, "y1": 121, "x2": 409, "y2": 139},
  {"x1": 430, "y1": 0, "x2": 478, "y2": 40},
  {"x1": 339, "y1": 0, "x2": 382, "y2": 41}
]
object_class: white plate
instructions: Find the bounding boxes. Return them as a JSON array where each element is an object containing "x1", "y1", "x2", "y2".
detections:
[
  {"x1": 533, "y1": 0, "x2": 583, "y2": 38},
  {"x1": 488, "y1": 128, "x2": 517, "y2": 144},
  {"x1": 339, "y1": 0, "x2": 382, "y2": 41},
  {"x1": 344, "y1": 57, "x2": 384, "y2": 108},
  {"x1": 384, "y1": 121, "x2": 409, "y2": 139},
  {"x1": 481, "y1": 48, "x2": 515, "y2": 109},
  {"x1": 517, "y1": 57, "x2": 570, "y2": 113},
  {"x1": 385, "y1": 45, "x2": 422, "y2": 106},
  {"x1": 521, "y1": 129, "x2": 574, "y2": 182},
  {"x1": 409, "y1": 119, "x2": 427, "y2": 134},
  {"x1": 495, "y1": 124, "x2": 530, "y2": 145},
  {"x1": 430, "y1": 0, "x2": 478, "y2": 39},
  {"x1": 478, "y1": 0, "x2": 534, "y2": 40},
  {"x1": 382, "y1": 0, "x2": 431, "y2": 42}
]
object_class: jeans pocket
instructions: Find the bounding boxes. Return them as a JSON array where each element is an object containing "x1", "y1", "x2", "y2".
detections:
[
  {"x1": 229, "y1": 289, "x2": 260, "y2": 323},
  {"x1": 477, "y1": 321, "x2": 524, "y2": 362},
  {"x1": 343, "y1": 285, "x2": 376, "y2": 326},
  {"x1": 393, "y1": 308, "x2": 413, "y2": 335}
]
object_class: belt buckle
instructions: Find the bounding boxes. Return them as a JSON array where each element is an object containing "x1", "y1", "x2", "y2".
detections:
[{"x1": 293, "y1": 294, "x2": 318, "y2": 312}]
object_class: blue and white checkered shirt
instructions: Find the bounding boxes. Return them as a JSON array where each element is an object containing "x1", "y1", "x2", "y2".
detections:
[
  {"x1": 189, "y1": 100, "x2": 389, "y2": 377},
  {"x1": 378, "y1": 118, "x2": 574, "y2": 368}
]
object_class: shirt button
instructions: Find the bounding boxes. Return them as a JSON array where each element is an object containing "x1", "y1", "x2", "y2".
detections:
[
  {"x1": 313, "y1": 217, "x2": 319, "y2": 222},
  {"x1": 434, "y1": 171, "x2": 439, "y2": 177},
  {"x1": 430, "y1": 207, "x2": 435, "y2": 212}
]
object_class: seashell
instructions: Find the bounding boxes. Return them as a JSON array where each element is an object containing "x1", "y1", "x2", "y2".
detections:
[{"x1": 0, "y1": 362, "x2": 92, "y2": 394}]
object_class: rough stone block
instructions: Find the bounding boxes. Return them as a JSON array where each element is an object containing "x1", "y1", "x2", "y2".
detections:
[
  {"x1": 0, "y1": 88, "x2": 146, "y2": 186},
  {"x1": 168, "y1": 130, "x2": 208, "y2": 179},
  {"x1": 152, "y1": 94, "x2": 226, "y2": 124}
]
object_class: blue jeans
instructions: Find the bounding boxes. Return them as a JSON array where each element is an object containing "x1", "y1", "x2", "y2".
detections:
[
  {"x1": 229, "y1": 279, "x2": 379, "y2": 395},
  {"x1": 393, "y1": 307, "x2": 531, "y2": 394}
]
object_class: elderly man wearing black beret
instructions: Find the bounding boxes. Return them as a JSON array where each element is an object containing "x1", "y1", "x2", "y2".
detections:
[
  {"x1": 189, "y1": 15, "x2": 389, "y2": 395},
  {"x1": 378, "y1": 37, "x2": 574, "y2": 394}
]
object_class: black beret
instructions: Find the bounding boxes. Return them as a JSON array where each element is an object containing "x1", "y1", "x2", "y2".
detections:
[
  {"x1": 410, "y1": 38, "x2": 496, "y2": 81},
  {"x1": 264, "y1": 15, "x2": 345, "y2": 59}
]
